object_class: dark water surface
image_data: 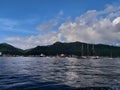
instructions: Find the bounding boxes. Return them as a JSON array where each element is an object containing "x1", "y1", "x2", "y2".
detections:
[{"x1": 0, "y1": 57, "x2": 120, "y2": 90}]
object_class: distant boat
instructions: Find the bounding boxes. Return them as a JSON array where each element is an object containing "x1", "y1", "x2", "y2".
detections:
[
  {"x1": 107, "y1": 52, "x2": 113, "y2": 59},
  {"x1": 81, "y1": 44, "x2": 99, "y2": 59},
  {"x1": 88, "y1": 56, "x2": 99, "y2": 59},
  {"x1": 81, "y1": 44, "x2": 87, "y2": 59},
  {"x1": 40, "y1": 53, "x2": 45, "y2": 57},
  {"x1": 81, "y1": 56, "x2": 87, "y2": 59},
  {"x1": 0, "y1": 52, "x2": 2, "y2": 56},
  {"x1": 90, "y1": 44, "x2": 99, "y2": 59},
  {"x1": 60, "y1": 54, "x2": 65, "y2": 58}
]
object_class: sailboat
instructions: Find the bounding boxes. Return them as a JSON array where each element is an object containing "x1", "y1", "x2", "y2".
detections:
[
  {"x1": 81, "y1": 43, "x2": 99, "y2": 59},
  {"x1": 81, "y1": 44, "x2": 87, "y2": 59},
  {"x1": 89, "y1": 44, "x2": 99, "y2": 59},
  {"x1": 107, "y1": 52, "x2": 113, "y2": 59}
]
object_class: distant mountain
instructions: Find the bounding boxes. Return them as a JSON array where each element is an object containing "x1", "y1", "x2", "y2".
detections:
[
  {"x1": 25, "y1": 42, "x2": 120, "y2": 57},
  {"x1": 0, "y1": 42, "x2": 120, "y2": 57},
  {"x1": 0, "y1": 43, "x2": 23, "y2": 55}
]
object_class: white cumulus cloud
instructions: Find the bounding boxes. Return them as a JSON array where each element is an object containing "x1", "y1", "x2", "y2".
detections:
[
  {"x1": 5, "y1": 31, "x2": 61, "y2": 49},
  {"x1": 37, "y1": 20, "x2": 57, "y2": 31},
  {"x1": 113, "y1": 17, "x2": 120, "y2": 25},
  {"x1": 59, "y1": 5, "x2": 120, "y2": 45},
  {"x1": 5, "y1": 5, "x2": 120, "y2": 49}
]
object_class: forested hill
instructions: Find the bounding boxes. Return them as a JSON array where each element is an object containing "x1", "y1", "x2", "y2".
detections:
[
  {"x1": 0, "y1": 43, "x2": 23, "y2": 55},
  {"x1": 25, "y1": 42, "x2": 120, "y2": 57},
  {"x1": 0, "y1": 42, "x2": 120, "y2": 57}
]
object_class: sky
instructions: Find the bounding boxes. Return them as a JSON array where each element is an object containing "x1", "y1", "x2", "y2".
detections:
[{"x1": 0, "y1": 0, "x2": 120, "y2": 49}]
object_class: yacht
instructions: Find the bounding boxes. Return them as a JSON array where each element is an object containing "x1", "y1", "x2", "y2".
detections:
[{"x1": 81, "y1": 44, "x2": 99, "y2": 59}]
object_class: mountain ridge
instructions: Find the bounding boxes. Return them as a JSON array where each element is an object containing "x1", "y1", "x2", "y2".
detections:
[
  {"x1": 0, "y1": 42, "x2": 120, "y2": 57},
  {"x1": 0, "y1": 43, "x2": 24, "y2": 55}
]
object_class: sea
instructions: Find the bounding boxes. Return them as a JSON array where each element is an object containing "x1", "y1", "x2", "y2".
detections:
[{"x1": 0, "y1": 57, "x2": 120, "y2": 90}]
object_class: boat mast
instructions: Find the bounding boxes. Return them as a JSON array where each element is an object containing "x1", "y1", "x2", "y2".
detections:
[
  {"x1": 87, "y1": 44, "x2": 89, "y2": 56},
  {"x1": 81, "y1": 44, "x2": 84, "y2": 56},
  {"x1": 92, "y1": 44, "x2": 95, "y2": 56}
]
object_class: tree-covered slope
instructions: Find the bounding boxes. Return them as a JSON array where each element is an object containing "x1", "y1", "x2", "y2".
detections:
[
  {"x1": 0, "y1": 42, "x2": 120, "y2": 57},
  {"x1": 25, "y1": 42, "x2": 120, "y2": 57},
  {"x1": 0, "y1": 43, "x2": 24, "y2": 55}
]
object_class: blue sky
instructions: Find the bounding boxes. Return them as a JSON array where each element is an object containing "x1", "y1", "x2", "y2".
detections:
[{"x1": 0, "y1": 0, "x2": 120, "y2": 49}]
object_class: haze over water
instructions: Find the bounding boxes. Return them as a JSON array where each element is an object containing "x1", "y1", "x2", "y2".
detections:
[{"x1": 0, "y1": 57, "x2": 120, "y2": 89}]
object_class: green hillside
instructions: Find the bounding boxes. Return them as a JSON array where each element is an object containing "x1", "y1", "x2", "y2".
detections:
[
  {"x1": 0, "y1": 43, "x2": 23, "y2": 55},
  {"x1": 25, "y1": 42, "x2": 120, "y2": 57},
  {"x1": 0, "y1": 42, "x2": 120, "y2": 57}
]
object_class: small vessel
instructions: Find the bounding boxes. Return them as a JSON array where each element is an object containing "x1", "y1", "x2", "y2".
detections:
[
  {"x1": 81, "y1": 56, "x2": 87, "y2": 59},
  {"x1": 81, "y1": 44, "x2": 87, "y2": 59},
  {"x1": 88, "y1": 56, "x2": 99, "y2": 59},
  {"x1": 0, "y1": 52, "x2": 2, "y2": 56},
  {"x1": 40, "y1": 53, "x2": 45, "y2": 57},
  {"x1": 60, "y1": 54, "x2": 65, "y2": 58},
  {"x1": 90, "y1": 44, "x2": 99, "y2": 59},
  {"x1": 80, "y1": 44, "x2": 99, "y2": 59}
]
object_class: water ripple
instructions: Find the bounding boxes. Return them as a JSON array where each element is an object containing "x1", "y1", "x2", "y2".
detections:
[{"x1": 0, "y1": 57, "x2": 120, "y2": 89}]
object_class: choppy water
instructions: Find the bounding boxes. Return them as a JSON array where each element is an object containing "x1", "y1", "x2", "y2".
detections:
[{"x1": 0, "y1": 57, "x2": 120, "y2": 90}]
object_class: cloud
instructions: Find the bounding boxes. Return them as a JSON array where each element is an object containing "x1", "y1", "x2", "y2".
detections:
[
  {"x1": 5, "y1": 10, "x2": 64, "y2": 49},
  {"x1": 113, "y1": 17, "x2": 120, "y2": 25},
  {"x1": 59, "y1": 5, "x2": 120, "y2": 45},
  {"x1": 37, "y1": 20, "x2": 57, "y2": 31},
  {"x1": 5, "y1": 31, "x2": 61, "y2": 49},
  {"x1": 37, "y1": 10, "x2": 64, "y2": 31},
  {"x1": 59, "y1": 6, "x2": 120, "y2": 44},
  {"x1": 5, "y1": 5, "x2": 120, "y2": 49}
]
